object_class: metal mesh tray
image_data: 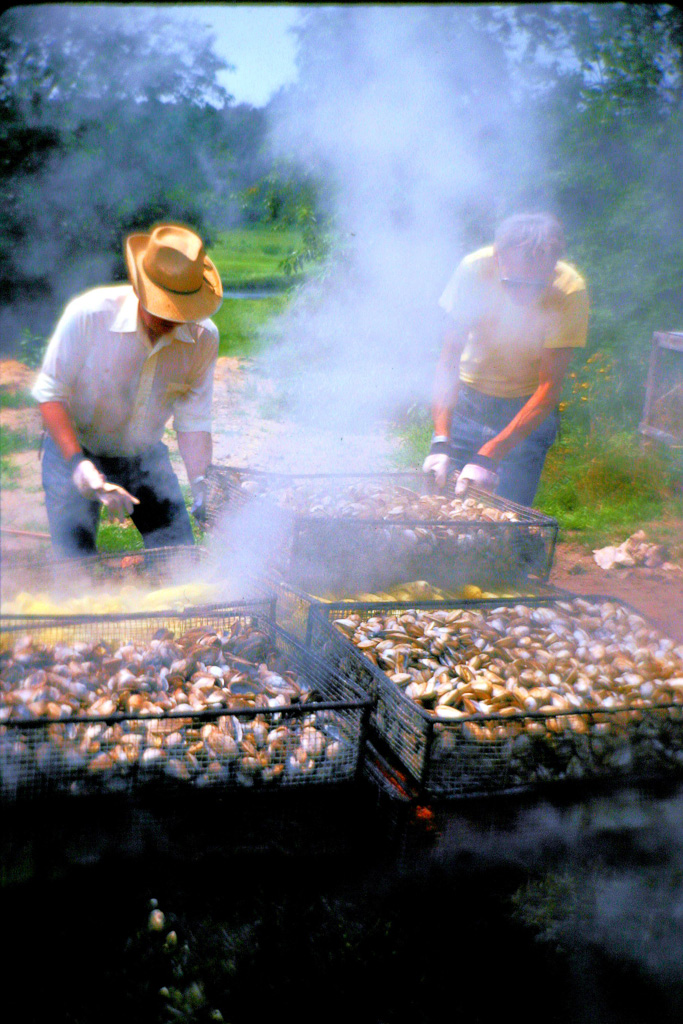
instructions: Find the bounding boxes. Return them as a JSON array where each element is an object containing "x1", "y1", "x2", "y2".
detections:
[
  {"x1": 0, "y1": 603, "x2": 372, "y2": 802},
  {"x1": 307, "y1": 595, "x2": 683, "y2": 800},
  {"x1": 270, "y1": 575, "x2": 566, "y2": 646},
  {"x1": 203, "y1": 466, "x2": 559, "y2": 592},
  {"x1": 0, "y1": 544, "x2": 266, "y2": 611}
]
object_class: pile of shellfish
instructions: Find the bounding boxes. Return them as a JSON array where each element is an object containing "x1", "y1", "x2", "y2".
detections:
[
  {"x1": 330, "y1": 598, "x2": 683, "y2": 792},
  {"x1": 205, "y1": 471, "x2": 553, "y2": 590},
  {"x1": 0, "y1": 620, "x2": 353, "y2": 795},
  {"x1": 238, "y1": 477, "x2": 520, "y2": 524}
]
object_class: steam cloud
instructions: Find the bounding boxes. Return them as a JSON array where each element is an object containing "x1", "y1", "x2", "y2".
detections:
[
  {"x1": 256, "y1": 5, "x2": 546, "y2": 470},
  {"x1": 424, "y1": 787, "x2": 683, "y2": 984},
  {"x1": 210, "y1": 5, "x2": 551, "y2": 592}
]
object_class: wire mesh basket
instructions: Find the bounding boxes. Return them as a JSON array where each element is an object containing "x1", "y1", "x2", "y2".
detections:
[
  {"x1": 0, "y1": 603, "x2": 372, "y2": 803},
  {"x1": 308, "y1": 595, "x2": 683, "y2": 800},
  {"x1": 269, "y1": 575, "x2": 567, "y2": 647},
  {"x1": 639, "y1": 331, "x2": 683, "y2": 445},
  {"x1": 203, "y1": 466, "x2": 559, "y2": 593},
  {"x1": 0, "y1": 544, "x2": 266, "y2": 613}
]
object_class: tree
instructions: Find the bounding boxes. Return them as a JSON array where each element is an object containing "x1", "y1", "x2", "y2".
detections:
[
  {"x1": 502, "y1": 4, "x2": 683, "y2": 426},
  {"x1": 275, "y1": 3, "x2": 683, "y2": 429},
  {"x1": 0, "y1": 6, "x2": 234, "y2": 351}
]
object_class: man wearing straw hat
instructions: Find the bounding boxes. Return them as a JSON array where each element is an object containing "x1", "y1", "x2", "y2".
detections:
[{"x1": 32, "y1": 224, "x2": 223, "y2": 556}]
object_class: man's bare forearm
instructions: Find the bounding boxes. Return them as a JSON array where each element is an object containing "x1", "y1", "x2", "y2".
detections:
[
  {"x1": 177, "y1": 430, "x2": 212, "y2": 482},
  {"x1": 432, "y1": 374, "x2": 459, "y2": 437},
  {"x1": 478, "y1": 348, "x2": 574, "y2": 463},
  {"x1": 38, "y1": 402, "x2": 83, "y2": 461},
  {"x1": 478, "y1": 383, "x2": 560, "y2": 462}
]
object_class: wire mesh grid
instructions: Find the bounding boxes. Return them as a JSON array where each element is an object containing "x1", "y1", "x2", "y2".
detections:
[
  {"x1": 268, "y1": 576, "x2": 567, "y2": 648},
  {"x1": 307, "y1": 595, "x2": 683, "y2": 799},
  {"x1": 203, "y1": 466, "x2": 559, "y2": 592},
  {"x1": 0, "y1": 603, "x2": 372, "y2": 802},
  {"x1": 266, "y1": 576, "x2": 318, "y2": 643},
  {"x1": 640, "y1": 332, "x2": 683, "y2": 445},
  {"x1": 0, "y1": 544, "x2": 270, "y2": 612}
]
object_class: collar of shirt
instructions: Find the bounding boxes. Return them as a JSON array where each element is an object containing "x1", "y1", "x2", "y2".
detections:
[{"x1": 110, "y1": 289, "x2": 197, "y2": 353}]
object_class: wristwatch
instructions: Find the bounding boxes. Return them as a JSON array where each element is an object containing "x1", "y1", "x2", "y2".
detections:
[{"x1": 429, "y1": 434, "x2": 453, "y2": 456}]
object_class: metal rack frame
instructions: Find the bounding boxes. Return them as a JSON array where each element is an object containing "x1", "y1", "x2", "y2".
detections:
[
  {"x1": 204, "y1": 466, "x2": 559, "y2": 592},
  {"x1": 0, "y1": 602, "x2": 372, "y2": 803},
  {"x1": 639, "y1": 331, "x2": 683, "y2": 445},
  {"x1": 308, "y1": 594, "x2": 683, "y2": 800}
]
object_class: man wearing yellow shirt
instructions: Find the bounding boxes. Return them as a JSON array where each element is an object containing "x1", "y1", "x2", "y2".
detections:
[{"x1": 422, "y1": 213, "x2": 589, "y2": 507}]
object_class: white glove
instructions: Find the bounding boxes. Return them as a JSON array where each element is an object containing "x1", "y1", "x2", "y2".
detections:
[
  {"x1": 422, "y1": 453, "x2": 450, "y2": 490},
  {"x1": 71, "y1": 458, "x2": 139, "y2": 519},
  {"x1": 72, "y1": 459, "x2": 106, "y2": 499},
  {"x1": 190, "y1": 475, "x2": 207, "y2": 523},
  {"x1": 454, "y1": 459, "x2": 500, "y2": 497}
]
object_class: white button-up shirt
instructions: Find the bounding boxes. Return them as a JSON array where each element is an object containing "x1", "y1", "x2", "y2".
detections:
[{"x1": 32, "y1": 284, "x2": 219, "y2": 456}]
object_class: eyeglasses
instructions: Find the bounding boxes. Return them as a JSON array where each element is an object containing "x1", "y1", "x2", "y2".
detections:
[{"x1": 500, "y1": 277, "x2": 548, "y2": 291}]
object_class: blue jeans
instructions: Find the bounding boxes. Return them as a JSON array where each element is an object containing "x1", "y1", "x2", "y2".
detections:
[
  {"x1": 450, "y1": 385, "x2": 559, "y2": 507},
  {"x1": 41, "y1": 436, "x2": 195, "y2": 556}
]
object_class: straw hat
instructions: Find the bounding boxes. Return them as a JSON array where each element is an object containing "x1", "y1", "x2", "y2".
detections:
[{"x1": 125, "y1": 224, "x2": 223, "y2": 322}]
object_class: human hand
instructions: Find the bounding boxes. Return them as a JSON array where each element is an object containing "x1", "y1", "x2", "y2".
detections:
[
  {"x1": 97, "y1": 481, "x2": 140, "y2": 519},
  {"x1": 454, "y1": 457, "x2": 499, "y2": 497},
  {"x1": 71, "y1": 458, "x2": 139, "y2": 517},
  {"x1": 72, "y1": 458, "x2": 106, "y2": 499},
  {"x1": 190, "y1": 475, "x2": 207, "y2": 523},
  {"x1": 422, "y1": 453, "x2": 450, "y2": 490}
]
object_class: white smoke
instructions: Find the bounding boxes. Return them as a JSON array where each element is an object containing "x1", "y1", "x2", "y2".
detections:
[
  {"x1": 423, "y1": 786, "x2": 683, "y2": 984},
  {"x1": 253, "y1": 5, "x2": 547, "y2": 468}
]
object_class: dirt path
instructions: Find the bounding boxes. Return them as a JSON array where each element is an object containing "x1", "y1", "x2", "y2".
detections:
[
  {"x1": 0, "y1": 354, "x2": 400, "y2": 551},
  {"x1": 549, "y1": 541, "x2": 683, "y2": 642},
  {"x1": 2, "y1": 356, "x2": 683, "y2": 638},
  {"x1": 210, "y1": 356, "x2": 400, "y2": 471}
]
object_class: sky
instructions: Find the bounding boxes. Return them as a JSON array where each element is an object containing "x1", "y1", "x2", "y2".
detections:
[{"x1": 177, "y1": 3, "x2": 303, "y2": 106}]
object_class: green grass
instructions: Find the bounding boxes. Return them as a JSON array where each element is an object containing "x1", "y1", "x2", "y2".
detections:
[
  {"x1": 205, "y1": 226, "x2": 310, "y2": 357},
  {"x1": 0, "y1": 427, "x2": 41, "y2": 455},
  {"x1": 95, "y1": 520, "x2": 145, "y2": 552},
  {"x1": 0, "y1": 457, "x2": 19, "y2": 487},
  {"x1": 390, "y1": 409, "x2": 683, "y2": 549},
  {"x1": 214, "y1": 294, "x2": 290, "y2": 358},
  {"x1": 95, "y1": 493, "x2": 205, "y2": 551},
  {"x1": 208, "y1": 225, "x2": 307, "y2": 290},
  {"x1": 391, "y1": 406, "x2": 432, "y2": 472},
  {"x1": 535, "y1": 430, "x2": 683, "y2": 547},
  {"x1": 0, "y1": 389, "x2": 34, "y2": 409},
  {"x1": 0, "y1": 426, "x2": 41, "y2": 494}
]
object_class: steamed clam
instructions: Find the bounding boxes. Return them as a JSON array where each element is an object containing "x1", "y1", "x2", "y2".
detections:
[
  {"x1": 235, "y1": 476, "x2": 520, "y2": 525},
  {"x1": 219, "y1": 473, "x2": 552, "y2": 587},
  {"x1": 328, "y1": 598, "x2": 683, "y2": 792},
  {"x1": 0, "y1": 619, "x2": 353, "y2": 794}
]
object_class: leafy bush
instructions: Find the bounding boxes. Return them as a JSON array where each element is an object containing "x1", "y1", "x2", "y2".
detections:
[
  {"x1": 390, "y1": 406, "x2": 683, "y2": 543},
  {"x1": 535, "y1": 428, "x2": 683, "y2": 538}
]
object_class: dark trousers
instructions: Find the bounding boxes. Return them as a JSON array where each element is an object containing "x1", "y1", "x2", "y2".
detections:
[
  {"x1": 41, "y1": 435, "x2": 195, "y2": 556},
  {"x1": 450, "y1": 385, "x2": 560, "y2": 507}
]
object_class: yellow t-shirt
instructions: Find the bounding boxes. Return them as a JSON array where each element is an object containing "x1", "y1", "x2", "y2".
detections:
[{"x1": 438, "y1": 245, "x2": 589, "y2": 398}]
